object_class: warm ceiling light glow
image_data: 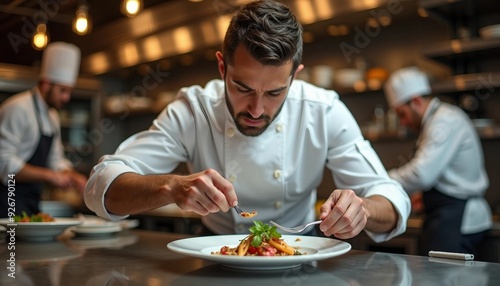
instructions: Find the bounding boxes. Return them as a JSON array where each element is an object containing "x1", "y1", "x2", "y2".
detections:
[
  {"x1": 87, "y1": 52, "x2": 110, "y2": 75},
  {"x1": 119, "y1": 42, "x2": 140, "y2": 67},
  {"x1": 173, "y1": 27, "x2": 194, "y2": 54},
  {"x1": 73, "y1": 5, "x2": 92, "y2": 35},
  {"x1": 216, "y1": 15, "x2": 232, "y2": 42},
  {"x1": 296, "y1": 1, "x2": 316, "y2": 24},
  {"x1": 327, "y1": 25, "x2": 349, "y2": 36},
  {"x1": 121, "y1": 0, "x2": 143, "y2": 17},
  {"x1": 418, "y1": 7, "x2": 429, "y2": 17},
  {"x1": 32, "y1": 23, "x2": 49, "y2": 50},
  {"x1": 143, "y1": 35, "x2": 162, "y2": 61}
]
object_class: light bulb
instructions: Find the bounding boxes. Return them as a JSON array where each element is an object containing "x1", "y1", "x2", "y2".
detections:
[
  {"x1": 121, "y1": 0, "x2": 143, "y2": 17},
  {"x1": 32, "y1": 24, "x2": 49, "y2": 50},
  {"x1": 73, "y1": 5, "x2": 92, "y2": 35}
]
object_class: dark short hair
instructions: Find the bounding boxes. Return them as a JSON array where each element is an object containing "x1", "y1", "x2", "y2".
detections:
[{"x1": 222, "y1": 0, "x2": 303, "y2": 74}]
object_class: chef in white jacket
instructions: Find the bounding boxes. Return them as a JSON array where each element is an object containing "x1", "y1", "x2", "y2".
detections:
[
  {"x1": 0, "y1": 42, "x2": 87, "y2": 217},
  {"x1": 384, "y1": 66, "x2": 492, "y2": 255},
  {"x1": 85, "y1": 0, "x2": 410, "y2": 242}
]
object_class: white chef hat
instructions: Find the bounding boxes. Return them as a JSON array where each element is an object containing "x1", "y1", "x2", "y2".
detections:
[
  {"x1": 384, "y1": 66, "x2": 431, "y2": 108},
  {"x1": 40, "y1": 42, "x2": 81, "y2": 87}
]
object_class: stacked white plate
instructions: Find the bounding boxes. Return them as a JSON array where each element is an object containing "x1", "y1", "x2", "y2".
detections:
[
  {"x1": 71, "y1": 218, "x2": 122, "y2": 238},
  {"x1": 479, "y1": 24, "x2": 500, "y2": 39}
]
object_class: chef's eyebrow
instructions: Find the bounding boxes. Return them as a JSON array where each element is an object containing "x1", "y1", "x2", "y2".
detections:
[{"x1": 232, "y1": 80, "x2": 288, "y2": 93}]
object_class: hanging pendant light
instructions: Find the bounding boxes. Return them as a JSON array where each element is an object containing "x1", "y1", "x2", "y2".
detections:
[
  {"x1": 121, "y1": 0, "x2": 143, "y2": 18},
  {"x1": 32, "y1": 23, "x2": 49, "y2": 50},
  {"x1": 73, "y1": 4, "x2": 92, "y2": 35}
]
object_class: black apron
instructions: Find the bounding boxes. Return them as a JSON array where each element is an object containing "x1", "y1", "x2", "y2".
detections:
[
  {"x1": 417, "y1": 101, "x2": 468, "y2": 254},
  {"x1": 421, "y1": 188, "x2": 466, "y2": 254},
  {"x1": 0, "y1": 93, "x2": 54, "y2": 217}
]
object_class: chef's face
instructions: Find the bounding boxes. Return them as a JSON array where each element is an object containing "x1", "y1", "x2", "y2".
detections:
[
  {"x1": 395, "y1": 101, "x2": 422, "y2": 133},
  {"x1": 44, "y1": 82, "x2": 73, "y2": 110},
  {"x1": 216, "y1": 45, "x2": 301, "y2": 137}
]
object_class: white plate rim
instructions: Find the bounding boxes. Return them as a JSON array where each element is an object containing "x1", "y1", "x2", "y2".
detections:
[
  {"x1": 167, "y1": 235, "x2": 351, "y2": 270},
  {"x1": 0, "y1": 218, "x2": 82, "y2": 241},
  {"x1": 0, "y1": 217, "x2": 82, "y2": 227},
  {"x1": 71, "y1": 225, "x2": 122, "y2": 234},
  {"x1": 77, "y1": 221, "x2": 121, "y2": 228}
]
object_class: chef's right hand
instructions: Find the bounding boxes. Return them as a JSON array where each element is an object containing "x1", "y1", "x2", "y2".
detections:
[
  {"x1": 47, "y1": 170, "x2": 73, "y2": 189},
  {"x1": 171, "y1": 168, "x2": 237, "y2": 216}
]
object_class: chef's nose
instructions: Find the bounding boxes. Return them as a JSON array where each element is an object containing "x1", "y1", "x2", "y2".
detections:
[
  {"x1": 62, "y1": 92, "x2": 71, "y2": 103},
  {"x1": 399, "y1": 116, "x2": 411, "y2": 128},
  {"x1": 248, "y1": 95, "x2": 264, "y2": 118}
]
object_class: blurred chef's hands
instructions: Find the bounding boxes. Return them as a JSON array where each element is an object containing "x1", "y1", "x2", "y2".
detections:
[
  {"x1": 48, "y1": 169, "x2": 87, "y2": 194},
  {"x1": 410, "y1": 191, "x2": 424, "y2": 214}
]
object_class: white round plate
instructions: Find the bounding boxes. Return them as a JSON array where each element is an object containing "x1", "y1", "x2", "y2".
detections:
[
  {"x1": 0, "y1": 218, "x2": 82, "y2": 242},
  {"x1": 71, "y1": 224, "x2": 122, "y2": 238},
  {"x1": 167, "y1": 235, "x2": 351, "y2": 270},
  {"x1": 120, "y1": 219, "x2": 140, "y2": 229}
]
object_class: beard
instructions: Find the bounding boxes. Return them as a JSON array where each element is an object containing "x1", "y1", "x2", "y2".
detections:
[
  {"x1": 224, "y1": 88, "x2": 268, "y2": 136},
  {"x1": 234, "y1": 111, "x2": 271, "y2": 137},
  {"x1": 45, "y1": 85, "x2": 61, "y2": 110},
  {"x1": 224, "y1": 84, "x2": 286, "y2": 137},
  {"x1": 222, "y1": 68, "x2": 290, "y2": 137}
]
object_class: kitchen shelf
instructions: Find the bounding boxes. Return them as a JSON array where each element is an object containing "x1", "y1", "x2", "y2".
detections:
[
  {"x1": 422, "y1": 37, "x2": 500, "y2": 65},
  {"x1": 420, "y1": 0, "x2": 500, "y2": 14},
  {"x1": 430, "y1": 71, "x2": 500, "y2": 95},
  {"x1": 336, "y1": 86, "x2": 384, "y2": 97},
  {"x1": 420, "y1": 0, "x2": 500, "y2": 26}
]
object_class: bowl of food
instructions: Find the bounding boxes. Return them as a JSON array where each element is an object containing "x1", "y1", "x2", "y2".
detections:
[{"x1": 0, "y1": 212, "x2": 82, "y2": 242}]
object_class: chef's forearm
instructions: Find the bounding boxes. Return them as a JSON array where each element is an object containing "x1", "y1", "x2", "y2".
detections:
[
  {"x1": 15, "y1": 163, "x2": 54, "y2": 184},
  {"x1": 104, "y1": 172, "x2": 175, "y2": 216},
  {"x1": 363, "y1": 195, "x2": 398, "y2": 233}
]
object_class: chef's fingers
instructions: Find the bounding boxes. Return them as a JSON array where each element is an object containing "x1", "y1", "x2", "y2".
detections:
[
  {"x1": 174, "y1": 184, "x2": 213, "y2": 216},
  {"x1": 174, "y1": 170, "x2": 225, "y2": 215},
  {"x1": 331, "y1": 216, "x2": 366, "y2": 240},
  {"x1": 325, "y1": 201, "x2": 366, "y2": 238},
  {"x1": 200, "y1": 169, "x2": 235, "y2": 212},
  {"x1": 209, "y1": 169, "x2": 238, "y2": 211},
  {"x1": 319, "y1": 189, "x2": 362, "y2": 234}
]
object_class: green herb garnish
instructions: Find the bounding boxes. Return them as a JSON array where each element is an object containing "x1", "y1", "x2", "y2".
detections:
[
  {"x1": 248, "y1": 221, "x2": 281, "y2": 247},
  {"x1": 14, "y1": 211, "x2": 51, "y2": 222}
]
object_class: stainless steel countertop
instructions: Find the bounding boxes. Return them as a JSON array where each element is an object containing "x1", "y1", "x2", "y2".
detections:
[{"x1": 1, "y1": 229, "x2": 500, "y2": 285}]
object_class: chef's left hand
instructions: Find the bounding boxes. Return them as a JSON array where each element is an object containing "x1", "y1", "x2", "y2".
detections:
[
  {"x1": 63, "y1": 170, "x2": 87, "y2": 194},
  {"x1": 318, "y1": 189, "x2": 368, "y2": 239}
]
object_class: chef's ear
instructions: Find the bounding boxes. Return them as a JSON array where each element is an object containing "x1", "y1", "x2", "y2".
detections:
[
  {"x1": 293, "y1": 64, "x2": 304, "y2": 79},
  {"x1": 215, "y1": 51, "x2": 225, "y2": 80},
  {"x1": 38, "y1": 79, "x2": 52, "y2": 94}
]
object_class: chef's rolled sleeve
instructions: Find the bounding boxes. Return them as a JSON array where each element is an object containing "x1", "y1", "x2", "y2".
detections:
[
  {"x1": 84, "y1": 159, "x2": 134, "y2": 221},
  {"x1": 364, "y1": 181, "x2": 411, "y2": 243}
]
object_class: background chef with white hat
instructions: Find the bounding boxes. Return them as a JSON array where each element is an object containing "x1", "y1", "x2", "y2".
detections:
[
  {"x1": 383, "y1": 66, "x2": 492, "y2": 256},
  {"x1": 0, "y1": 41, "x2": 88, "y2": 218}
]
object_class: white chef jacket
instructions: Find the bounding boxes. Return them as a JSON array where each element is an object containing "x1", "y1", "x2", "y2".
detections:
[
  {"x1": 85, "y1": 79, "x2": 410, "y2": 242},
  {"x1": 0, "y1": 88, "x2": 72, "y2": 185},
  {"x1": 389, "y1": 98, "x2": 492, "y2": 234}
]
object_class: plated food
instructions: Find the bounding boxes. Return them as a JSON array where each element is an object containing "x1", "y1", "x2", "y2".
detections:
[
  {"x1": 212, "y1": 221, "x2": 302, "y2": 256},
  {"x1": 14, "y1": 211, "x2": 55, "y2": 222},
  {"x1": 167, "y1": 231, "x2": 352, "y2": 270}
]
